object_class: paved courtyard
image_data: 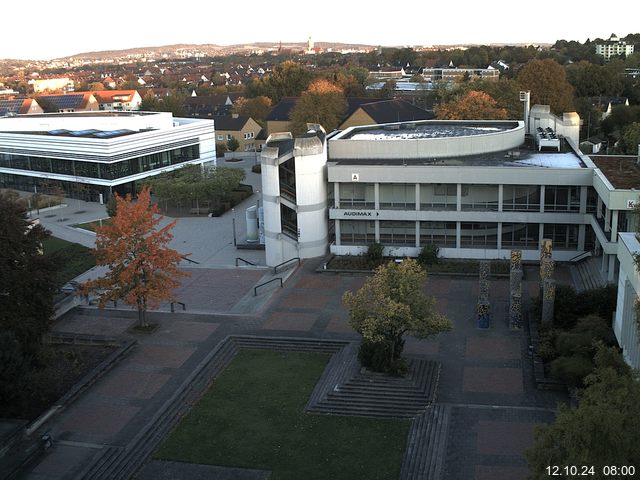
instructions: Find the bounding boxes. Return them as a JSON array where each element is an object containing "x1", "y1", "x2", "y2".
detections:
[{"x1": 19, "y1": 256, "x2": 569, "y2": 480}]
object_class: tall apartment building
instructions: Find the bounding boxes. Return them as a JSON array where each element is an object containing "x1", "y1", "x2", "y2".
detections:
[{"x1": 595, "y1": 34, "x2": 635, "y2": 60}]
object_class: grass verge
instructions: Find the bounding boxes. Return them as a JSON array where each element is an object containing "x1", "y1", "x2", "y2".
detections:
[
  {"x1": 42, "y1": 237, "x2": 95, "y2": 285},
  {"x1": 73, "y1": 218, "x2": 111, "y2": 232},
  {"x1": 156, "y1": 349, "x2": 410, "y2": 480}
]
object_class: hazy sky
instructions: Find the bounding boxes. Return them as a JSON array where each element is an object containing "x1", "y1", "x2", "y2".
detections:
[{"x1": 2, "y1": 0, "x2": 637, "y2": 60}]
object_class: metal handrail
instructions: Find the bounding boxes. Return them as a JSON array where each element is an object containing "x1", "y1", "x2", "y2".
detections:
[
  {"x1": 236, "y1": 257, "x2": 257, "y2": 266},
  {"x1": 254, "y1": 277, "x2": 283, "y2": 296},
  {"x1": 273, "y1": 257, "x2": 300, "y2": 274},
  {"x1": 569, "y1": 251, "x2": 592, "y2": 263},
  {"x1": 181, "y1": 255, "x2": 200, "y2": 264}
]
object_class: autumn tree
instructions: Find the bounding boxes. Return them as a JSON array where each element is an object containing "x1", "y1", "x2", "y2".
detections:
[
  {"x1": 343, "y1": 259, "x2": 452, "y2": 374},
  {"x1": 232, "y1": 96, "x2": 272, "y2": 127},
  {"x1": 82, "y1": 187, "x2": 189, "y2": 327},
  {"x1": 526, "y1": 345, "x2": 640, "y2": 479},
  {"x1": 246, "y1": 60, "x2": 314, "y2": 103},
  {"x1": 517, "y1": 59, "x2": 575, "y2": 114},
  {"x1": 289, "y1": 79, "x2": 347, "y2": 135},
  {"x1": 436, "y1": 90, "x2": 508, "y2": 120}
]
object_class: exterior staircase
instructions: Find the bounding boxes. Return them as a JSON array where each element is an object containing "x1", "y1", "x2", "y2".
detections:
[{"x1": 570, "y1": 256, "x2": 608, "y2": 292}]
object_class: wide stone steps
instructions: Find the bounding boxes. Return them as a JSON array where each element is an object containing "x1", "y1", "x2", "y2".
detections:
[
  {"x1": 80, "y1": 336, "x2": 350, "y2": 480},
  {"x1": 400, "y1": 404, "x2": 451, "y2": 480},
  {"x1": 308, "y1": 359, "x2": 441, "y2": 418}
]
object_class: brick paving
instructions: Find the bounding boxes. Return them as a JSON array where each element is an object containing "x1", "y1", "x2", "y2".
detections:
[{"x1": 23, "y1": 259, "x2": 572, "y2": 480}]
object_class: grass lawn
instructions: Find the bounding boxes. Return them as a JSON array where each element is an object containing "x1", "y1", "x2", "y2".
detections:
[
  {"x1": 156, "y1": 350, "x2": 410, "y2": 480},
  {"x1": 42, "y1": 237, "x2": 95, "y2": 285},
  {"x1": 73, "y1": 218, "x2": 111, "y2": 232}
]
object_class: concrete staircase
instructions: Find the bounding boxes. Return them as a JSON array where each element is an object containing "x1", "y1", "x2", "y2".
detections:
[
  {"x1": 571, "y1": 256, "x2": 608, "y2": 292},
  {"x1": 399, "y1": 404, "x2": 451, "y2": 480},
  {"x1": 307, "y1": 355, "x2": 441, "y2": 418}
]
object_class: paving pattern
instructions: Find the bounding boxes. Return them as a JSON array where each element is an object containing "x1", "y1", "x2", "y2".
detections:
[{"x1": 22, "y1": 259, "x2": 570, "y2": 480}]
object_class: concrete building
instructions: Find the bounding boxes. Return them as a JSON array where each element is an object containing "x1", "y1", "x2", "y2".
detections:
[
  {"x1": 28, "y1": 77, "x2": 75, "y2": 93},
  {"x1": 595, "y1": 34, "x2": 635, "y2": 61},
  {"x1": 0, "y1": 111, "x2": 215, "y2": 202},
  {"x1": 260, "y1": 126, "x2": 328, "y2": 266},
  {"x1": 614, "y1": 232, "x2": 640, "y2": 369}
]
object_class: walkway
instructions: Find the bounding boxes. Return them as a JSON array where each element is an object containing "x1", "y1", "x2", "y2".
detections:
[{"x1": 21, "y1": 258, "x2": 568, "y2": 480}]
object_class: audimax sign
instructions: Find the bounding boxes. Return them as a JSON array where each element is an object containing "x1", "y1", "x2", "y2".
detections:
[{"x1": 340, "y1": 210, "x2": 379, "y2": 217}]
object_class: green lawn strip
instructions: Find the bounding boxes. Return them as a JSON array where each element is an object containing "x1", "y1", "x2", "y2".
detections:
[
  {"x1": 156, "y1": 350, "x2": 410, "y2": 480},
  {"x1": 73, "y1": 218, "x2": 111, "y2": 232},
  {"x1": 42, "y1": 237, "x2": 96, "y2": 285}
]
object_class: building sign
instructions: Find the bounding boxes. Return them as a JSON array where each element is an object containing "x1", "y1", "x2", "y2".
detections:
[
  {"x1": 627, "y1": 199, "x2": 637, "y2": 209},
  {"x1": 341, "y1": 210, "x2": 379, "y2": 217},
  {"x1": 351, "y1": 173, "x2": 359, "y2": 181}
]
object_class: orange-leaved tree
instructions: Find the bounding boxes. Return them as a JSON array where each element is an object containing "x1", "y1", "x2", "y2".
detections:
[
  {"x1": 436, "y1": 90, "x2": 508, "y2": 120},
  {"x1": 82, "y1": 186, "x2": 189, "y2": 327}
]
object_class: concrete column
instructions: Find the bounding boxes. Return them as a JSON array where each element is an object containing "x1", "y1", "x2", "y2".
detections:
[
  {"x1": 375, "y1": 220, "x2": 380, "y2": 243},
  {"x1": 333, "y1": 182, "x2": 340, "y2": 208},
  {"x1": 374, "y1": 183, "x2": 380, "y2": 210},
  {"x1": 579, "y1": 186, "x2": 587, "y2": 214},
  {"x1": 538, "y1": 223, "x2": 545, "y2": 246},
  {"x1": 415, "y1": 184, "x2": 420, "y2": 211},
  {"x1": 541, "y1": 278, "x2": 556, "y2": 324},
  {"x1": 601, "y1": 252, "x2": 607, "y2": 275},
  {"x1": 498, "y1": 184, "x2": 503, "y2": 212},
  {"x1": 597, "y1": 196, "x2": 603, "y2": 219},
  {"x1": 335, "y1": 219, "x2": 341, "y2": 246},
  {"x1": 539, "y1": 185, "x2": 545, "y2": 213},
  {"x1": 578, "y1": 224, "x2": 586, "y2": 251},
  {"x1": 456, "y1": 221, "x2": 461, "y2": 249},
  {"x1": 456, "y1": 184, "x2": 462, "y2": 212},
  {"x1": 611, "y1": 210, "x2": 619, "y2": 240},
  {"x1": 608, "y1": 254, "x2": 616, "y2": 283},
  {"x1": 605, "y1": 207, "x2": 611, "y2": 232},
  {"x1": 497, "y1": 223, "x2": 503, "y2": 250},
  {"x1": 415, "y1": 221, "x2": 421, "y2": 248}
]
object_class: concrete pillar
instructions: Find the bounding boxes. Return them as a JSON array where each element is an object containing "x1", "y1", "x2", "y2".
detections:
[
  {"x1": 456, "y1": 221, "x2": 461, "y2": 249},
  {"x1": 497, "y1": 223, "x2": 503, "y2": 250},
  {"x1": 539, "y1": 185, "x2": 545, "y2": 213},
  {"x1": 605, "y1": 207, "x2": 611, "y2": 232},
  {"x1": 415, "y1": 184, "x2": 420, "y2": 211},
  {"x1": 579, "y1": 186, "x2": 587, "y2": 214},
  {"x1": 477, "y1": 260, "x2": 491, "y2": 328},
  {"x1": 415, "y1": 221, "x2": 420, "y2": 248},
  {"x1": 608, "y1": 254, "x2": 616, "y2": 283},
  {"x1": 456, "y1": 184, "x2": 462, "y2": 212},
  {"x1": 374, "y1": 183, "x2": 380, "y2": 210},
  {"x1": 611, "y1": 210, "x2": 619, "y2": 240},
  {"x1": 334, "y1": 182, "x2": 340, "y2": 208},
  {"x1": 578, "y1": 224, "x2": 586, "y2": 251},
  {"x1": 498, "y1": 184, "x2": 503, "y2": 212},
  {"x1": 335, "y1": 219, "x2": 341, "y2": 246},
  {"x1": 597, "y1": 196, "x2": 603, "y2": 219}
]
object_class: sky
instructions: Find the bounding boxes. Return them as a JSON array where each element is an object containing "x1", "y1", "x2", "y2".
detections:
[{"x1": 1, "y1": 0, "x2": 638, "y2": 60}]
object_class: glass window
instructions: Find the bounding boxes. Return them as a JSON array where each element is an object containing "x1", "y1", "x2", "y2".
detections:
[
  {"x1": 420, "y1": 221, "x2": 456, "y2": 247},
  {"x1": 461, "y1": 185, "x2": 499, "y2": 211},
  {"x1": 460, "y1": 222, "x2": 498, "y2": 248},
  {"x1": 501, "y1": 223, "x2": 539, "y2": 248},
  {"x1": 340, "y1": 220, "x2": 375, "y2": 245},
  {"x1": 544, "y1": 186, "x2": 580, "y2": 212},
  {"x1": 379, "y1": 183, "x2": 415, "y2": 210},
  {"x1": 339, "y1": 183, "x2": 375, "y2": 208},
  {"x1": 503, "y1": 185, "x2": 540, "y2": 211},
  {"x1": 420, "y1": 184, "x2": 456, "y2": 210},
  {"x1": 543, "y1": 224, "x2": 579, "y2": 250},
  {"x1": 379, "y1": 220, "x2": 416, "y2": 246}
]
